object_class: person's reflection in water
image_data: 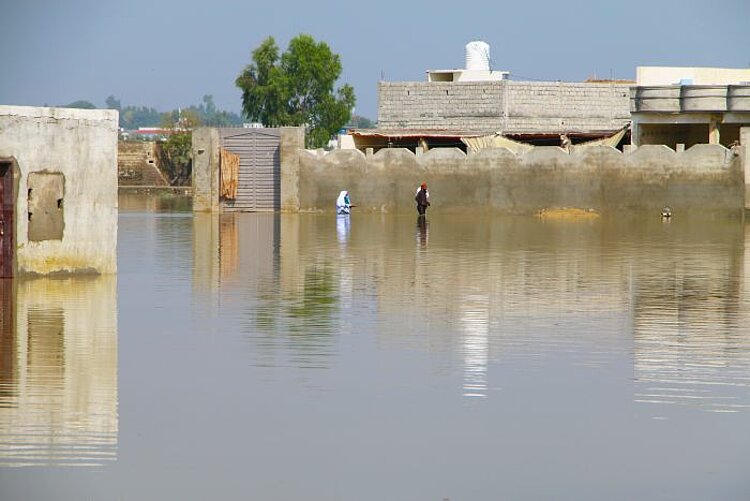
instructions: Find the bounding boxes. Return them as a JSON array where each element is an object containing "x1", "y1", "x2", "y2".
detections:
[
  {"x1": 337, "y1": 214, "x2": 350, "y2": 246},
  {"x1": 417, "y1": 215, "x2": 429, "y2": 248}
]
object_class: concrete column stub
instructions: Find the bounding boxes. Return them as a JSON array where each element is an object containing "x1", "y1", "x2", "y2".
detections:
[
  {"x1": 709, "y1": 116, "x2": 721, "y2": 145},
  {"x1": 280, "y1": 126, "x2": 305, "y2": 212},
  {"x1": 192, "y1": 127, "x2": 220, "y2": 212},
  {"x1": 741, "y1": 127, "x2": 750, "y2": 209}
]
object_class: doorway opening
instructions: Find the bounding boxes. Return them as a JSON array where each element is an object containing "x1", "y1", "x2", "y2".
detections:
[{"x1": 0, "y1": 158, "x2": 18, "y2": 278}]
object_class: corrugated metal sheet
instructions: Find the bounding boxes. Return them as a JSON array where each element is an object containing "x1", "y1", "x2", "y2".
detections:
[{"x1": 219, "y1": 128, "x2": 281, "y2": 211}]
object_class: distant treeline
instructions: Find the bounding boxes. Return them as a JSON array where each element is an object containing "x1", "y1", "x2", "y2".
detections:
[
  {"x1": 61, "y1": 94, "x2": 376, "y2": 130},
  {"x1": 62, "y1": 95, "x2": 244, "y2": 129}
]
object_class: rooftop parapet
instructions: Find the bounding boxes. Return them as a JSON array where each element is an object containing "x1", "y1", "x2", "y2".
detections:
[{"x1": 631, "y1": 85, "x2": 750, "y2": 113}]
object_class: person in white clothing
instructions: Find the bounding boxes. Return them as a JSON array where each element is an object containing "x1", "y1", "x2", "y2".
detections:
[{"x1": 336, "y1": 191, "x2": 351, "y2": 215}]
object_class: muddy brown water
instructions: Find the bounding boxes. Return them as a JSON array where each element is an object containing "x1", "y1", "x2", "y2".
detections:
[{"x1": 1, "y1": 194, "x2": 750, "y2": 499}]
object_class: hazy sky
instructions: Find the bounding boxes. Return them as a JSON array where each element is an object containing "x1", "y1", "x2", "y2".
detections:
[{"x1": 1, "y1": 0, "x2": 748, "y2": 119}]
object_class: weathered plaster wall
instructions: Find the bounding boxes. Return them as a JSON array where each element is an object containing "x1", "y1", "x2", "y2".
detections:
[
  {"x1": 296, "y1": 145, "x2": 743, "y2": 215},
  {"x1": 280, "y1": 127, "x2": 305, "y2": 212},
  {"x1": 191, "y1": 127, "x2": 220, "y2": 212},
  {"x1": 0, "y1": 105, "x2": 118, "y2": 275},
  {"x1": 742, "y1": 127, "x2": 750, "y2": 208},
  {"x1": 378, "y1": 80, "x2": 631, "y2": 133}
]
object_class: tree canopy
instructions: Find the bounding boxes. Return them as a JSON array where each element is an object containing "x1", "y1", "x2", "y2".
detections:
[
  {"x1": 64, "y1": 100, "x2": 97, "y2": 109},
  {"x1": 235, "y1": 34, "x2": 356, "y2": 148}
]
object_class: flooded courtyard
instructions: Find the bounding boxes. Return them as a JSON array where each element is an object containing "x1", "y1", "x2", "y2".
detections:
[{"x1": 2, "y1": 194, "x2": 750, "y2": 499}]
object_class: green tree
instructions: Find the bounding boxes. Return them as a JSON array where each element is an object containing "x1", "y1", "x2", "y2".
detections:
[
  {"x1": 160, "y1": 133, "x2": 192, "y2": 185},
  {"x1": 120, "y1": 105, "x2": 161, "y2": 129},
  {"x1": 235, "y1": 34, "x2": 356, "y2": 148},
  {"x1": 105, "y1": 95, "x2": 121, "y2": 111},
  {"x1": 349, "y1": 114, "x2": 376, "y2": 129},
  {"x1": 64, "y1": 100, "x2": 97, "y2": 109}
]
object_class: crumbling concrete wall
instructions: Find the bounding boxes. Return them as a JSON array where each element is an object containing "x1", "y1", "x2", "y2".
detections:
[
  {"x1": 378, "y1": 80, "x2": 631, "y2": 133},
  {"x1": 0, "y1": 105, "x2": 118, "y2": 275},
  {"x1": 295, "y1": 145, "x2": 743, "y2": 215},
  {"x1": 117, "y1": 141, "x2": 168, "y2": 186}
]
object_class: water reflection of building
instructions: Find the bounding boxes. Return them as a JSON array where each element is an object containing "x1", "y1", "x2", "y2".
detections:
[
  {"x1": 322, "y1": 214, "x2": 750, "y2": 406},
  {"x1": 459, "y1": 295, "x2": 489, "y2": 398},
  {"x1": 632, "y1": 222, "x2": 750, "y2": 414},
  {"x1": 192, "y1": 213, "x2": 342, "y2": 369},
  {"x1": 191, "y1": 212, "x2": 750, "y2": 406},
  {"x1": 192, "y1": 212, "x2": 279, "y2": 293},
  {"x1": 0, "y1": 277, "x2": 118, "y2": 466}
]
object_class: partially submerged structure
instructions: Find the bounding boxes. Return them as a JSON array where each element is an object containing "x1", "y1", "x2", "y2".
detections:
[
  {"x1": 0, "y1": 105, "x2": 118, "y2": 276},
  {"x1": 293, "y1": 145, "x2": 744, "y2": 216},
  {"x1": 192, "y1": 126, "x2": 304, "y2": 213}
]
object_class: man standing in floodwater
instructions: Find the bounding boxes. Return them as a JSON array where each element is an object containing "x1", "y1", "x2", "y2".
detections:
[{"x1": 415, "y1": 183, "x2": 430, "y2": 215}]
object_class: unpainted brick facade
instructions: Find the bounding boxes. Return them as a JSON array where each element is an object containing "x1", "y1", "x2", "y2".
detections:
[{"x1": 378, "y1": 80, "x2": 631, "y2": 133}]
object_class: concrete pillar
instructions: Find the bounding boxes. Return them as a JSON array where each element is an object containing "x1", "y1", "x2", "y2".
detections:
[
  {"x1": 741, "y1": 127, "x2": 750, "y2": 209},
  {"x1": 630, "y1": 119, "x2": 641, "y2": 146},
  {"x1": 279, "y1": 126, "x2": 305, "y2": 212},
  {"x1": 192, "y1": 127, "x2": 220, "y2": 212},
  {"x1": 709, "y1": 116, "x2": 721, "y2": 145}
]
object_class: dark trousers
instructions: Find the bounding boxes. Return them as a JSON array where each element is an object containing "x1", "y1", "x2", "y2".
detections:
[{"x1": 417, "y1": 204, "x2": 427, "y2": 215}]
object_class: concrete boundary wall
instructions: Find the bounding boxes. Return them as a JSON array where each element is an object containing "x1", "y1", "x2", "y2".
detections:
[{"x1": 294, "y1": 145, "x2": 744, "y2": 215}]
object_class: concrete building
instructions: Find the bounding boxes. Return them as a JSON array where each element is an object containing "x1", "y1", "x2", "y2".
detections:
[
  {"x1": 630, "y1": 67, "x2": 750, "y2": 149},
  {"x1": 0, "y1": 105, "x2": 118, "y2": 276},
  {"x1": 370, "y1": 42, "x2": 632, "y2": 151},
  {"x1": 377, "y1": 79, "x2": 631, "y2": 139}
]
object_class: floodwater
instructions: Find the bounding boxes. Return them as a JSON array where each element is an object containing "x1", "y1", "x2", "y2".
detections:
[{"x1": 2, "y1": 194, "x2": 750, "y2": 500}]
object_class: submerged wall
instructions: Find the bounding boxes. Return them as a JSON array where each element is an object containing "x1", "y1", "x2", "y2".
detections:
[
  {"x1": 0, "y1": 105, "x2": 118, "y2": 275},
  {"x1": 295, "y1": 145, "x2": 744, "y2": 215}
]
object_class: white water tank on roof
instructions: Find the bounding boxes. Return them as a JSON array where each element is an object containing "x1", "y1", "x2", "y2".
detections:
[{"x1": 465, "y1": 41, "x2": 490, "y2": 71}]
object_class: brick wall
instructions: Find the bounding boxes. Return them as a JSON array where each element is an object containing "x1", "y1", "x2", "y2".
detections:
[
  {"x1": 378, "y1": 80, "x2": 631, "y2": 133},
  {"x1": 118, "y1": 141, "x2": 169, "y2": 186}
]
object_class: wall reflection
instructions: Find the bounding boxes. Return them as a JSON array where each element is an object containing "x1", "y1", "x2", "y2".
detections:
[
  {"x1": 0, "y1": 276, "x2": 118, "y2": 467},
  {"x1": 192, "y1": 211, "x2": 750, "y2": 410},
  {"x1": 193, "y1": 213, "x2": 341, "y2": 368},
  {"x1": 631, "y1": 220, "x2": 750, "y2": 414}
]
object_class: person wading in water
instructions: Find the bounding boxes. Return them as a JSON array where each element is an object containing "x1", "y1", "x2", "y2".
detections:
[{"x1": 415, "y1": 183, "x2": 430, "y2": 215}]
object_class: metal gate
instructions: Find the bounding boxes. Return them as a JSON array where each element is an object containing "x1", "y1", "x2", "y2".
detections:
[{"x1": 219, "y1": 128, "x2": 281, "y2": 211}]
